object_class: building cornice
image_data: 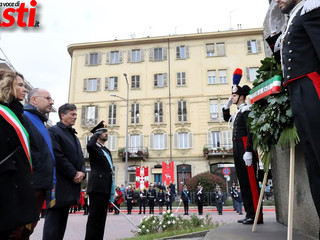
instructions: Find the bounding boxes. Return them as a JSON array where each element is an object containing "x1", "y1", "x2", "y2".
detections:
[{"x1": 67, "y1": 28, "x2": 263, "y2": 56}]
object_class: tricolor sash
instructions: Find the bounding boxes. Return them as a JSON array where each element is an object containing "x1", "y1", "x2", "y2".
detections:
[{"x1": 0, "y1": 104, "x2": 33, "y2": 171}]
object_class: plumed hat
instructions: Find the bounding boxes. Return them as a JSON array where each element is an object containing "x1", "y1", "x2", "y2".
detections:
[
  {"x1": 232, "y1": 68, "x2": 251, "y2": 96},
  {"x1": 90, "y1": 120, "x2": 108, "y2": 134}
]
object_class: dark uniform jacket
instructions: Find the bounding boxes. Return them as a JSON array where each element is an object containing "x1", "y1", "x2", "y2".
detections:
[
  {"x1": 126, "y1": 189, "x2": 134, "y2": 201},
  {"x1": 49, "y1": 122, "x2": 86, "y2": 208},
  {"x1": 181, "y1": 190, "x2": 190, "y2": 202},
  {"x1": 0, "y1": 100, "x2": 38, "y2": 233},
  {"x1": 86, "y1": 134, "x2": 113, "y2": 195},
  {"x1": 222, "y1": 105, "x2": 253, "y2": 152},
  {"x1": 157, "y1": 191, "x2": 165, "y2": 206},
  {"x1": 139, "y1": 189, "x2": 147, "y2": 202},
  {"x1": 196, "y1": 188, "x2": 204, "y2": 203},
  {"x1": 266, "y1": 7, "x2": 320, "y2": 85},
  {"x1": 148, "y1": 188, "x2": 156, "y2": 202},
  {"x1": 22, "y1": 104, "x2": 54, "y2": 191}
]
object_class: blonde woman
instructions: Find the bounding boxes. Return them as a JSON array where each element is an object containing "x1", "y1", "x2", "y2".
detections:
[{"x1": 0, "y1": 70, "x2": 38, "y2": 239}]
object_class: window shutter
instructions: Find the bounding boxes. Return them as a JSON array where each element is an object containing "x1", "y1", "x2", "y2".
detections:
[
  {"x1": 106, "y1": 52, "x2": 110, "y2": 64},
  {"x1": 245, "y1": 67, "x2": 250, "y2": 81},
  {"x1": 186, "y1": 46, "x2": 190, "y2": 58},
  {"x1": 95, "y1": 106, "x2": 99, "y2": 125},
  {"x1": 257, "y1": 40, "x2": 262, "y2": 53},
  {"x1": 154, "y1": 74, "x2": 158, "y2": 87},
  {"x1": 109, "y1": 135, "x2": 116, "y2": 151},
  {"x1": 207, "y1": 131, "x2": 212, "y2": 145},
  {"x1": 163, "y1": 73, "x2": 168, "y2": 86},
  {"x1": 176, "y1": 46, "x2": 180, "y2": 59},
  {"x1": 247, "y1": 41, "x2": 252, "y2": 54},
  {"x1": 81, "y1": 106, "x2": 86, "y2": 126},
  {"x1": 140, "y1": 134, "x2": 144, "y2": 148},
  {"x1": 114, "y1": 77, "x2": 118, "y2": 90},
  {"x1": 149, "y1": 134, "x2": 154, "y2": 150},
  {"x1": 127, "y1": 50, "x2": 131, "y2": 63},
  {"x1": 97, "y1": 78, "x2": 101, "y2": 91},
  {"x1": 98, "y1": 52, "x2": 102, "y2": 65},
  {"x1": 83, "y1": 78, "x2": 88, "y2": 91},
  {"x1": 149, "y1": 48, "x2": 154, "y2": 61},
  {"x1": 217, "y1": 43, "x2": 225, "y2": 56},
  {"x1": 141, "y1": 49, "x2": 145, "y2": 62},
  {"x1": 119, "y1": 51, "x2": 123, "y2": 63},
  {"x1": 164, "y1": 133, "x2": 168, "y2": 149},
  {"x1": 188, "y1": 132, "x2": 193, "y2": 148},
  {"x1": 85, "y1": 53, "x2": 89, "y2": 66},
  {"x1": 105, "y1": 77, "x2": 109, "y2": 90},
  {"x1": 163, "y1": 47, "x2": 167, "y2": 60},
  {"x1": 173, "y1": 133, "x2": 178, "y2": 149}
]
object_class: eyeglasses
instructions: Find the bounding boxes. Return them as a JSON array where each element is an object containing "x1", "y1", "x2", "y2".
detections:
[{"x1": 35, "y1": 96, "x2": 54, "y2": 102}]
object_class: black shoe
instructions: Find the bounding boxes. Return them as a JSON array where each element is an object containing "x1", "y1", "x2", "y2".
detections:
[
  {"x1": 237, "y1": 218, "x2": 247, "y2": 223},
  {"x1": 242, "y1": 218, "x2": 254, "y2": 224},
  {"x1": 138, "y1": 213, "x2": 141, "y2": 214},
  {"x1": 239, "y1": 213, "x2": 243, "y2": 215}
]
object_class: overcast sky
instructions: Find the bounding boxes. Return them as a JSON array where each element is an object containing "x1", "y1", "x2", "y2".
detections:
[{"x1": 0, "y1": 0, "x2": 270, "y2": 124}]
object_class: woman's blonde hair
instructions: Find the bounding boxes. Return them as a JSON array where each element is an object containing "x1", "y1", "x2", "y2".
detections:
[{"x1": 0, "y1": 69, "x2": 19, "y2": 103}]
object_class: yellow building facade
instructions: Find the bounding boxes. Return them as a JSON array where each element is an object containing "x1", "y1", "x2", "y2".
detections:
[{"x1": 68, "y1": 28, "x2": 265, "y2": 193}]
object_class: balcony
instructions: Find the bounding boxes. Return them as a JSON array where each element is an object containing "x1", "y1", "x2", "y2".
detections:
[
  {"x1": 203, "y1": 144, "x2": 233, "y2": 158},
  {"x1": 118, "y1": 147, "x2": 149, "y2": 160}
]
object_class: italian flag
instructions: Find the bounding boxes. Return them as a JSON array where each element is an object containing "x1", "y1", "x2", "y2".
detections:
[{"x1": 250, "y1": 75, "x2": 282, "y2": 104}]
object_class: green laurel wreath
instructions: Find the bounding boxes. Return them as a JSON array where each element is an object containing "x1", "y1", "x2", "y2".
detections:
[{"x1": 248, "y1": 56, "x2": 299, "y2": 171}]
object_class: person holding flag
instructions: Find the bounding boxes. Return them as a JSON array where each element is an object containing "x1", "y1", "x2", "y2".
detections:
[
  {"x1": 222, "y1": 68, "x2": 263, "y2": 224},
  {"x1": 84, "y1": 121, "x2": 115, "y2": 240},
  {"x1": 181, "y1": 185, "x2": 190, "y2": 215},
  {"x1": 0, "y1": 70, "x2": 38, "y2": 239}
]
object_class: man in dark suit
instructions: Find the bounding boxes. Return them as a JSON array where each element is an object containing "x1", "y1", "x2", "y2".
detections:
[
  {"x1": 267, "y1": 0, "x2": 320, "y2": 221},
  {"x1": 43, "y1": 104, "x2": 86, "y2": 240},
  {"x1": 85, "y1": 121, "x2": 115, "y2": 240},
  {"x1": 196, "y1": 183, "x2": 204, "y2": 215}
]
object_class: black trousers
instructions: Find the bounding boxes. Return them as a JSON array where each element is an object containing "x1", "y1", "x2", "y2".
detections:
[
  {"x1": 216, "y1": 201, "x2": 223, "y2": 213},
  {"x1": 127, "y1": 199, "x2": 132, "y2": 214},
  {"x1": 139, "y1": 199, "x2": 146, "y2": 213},
  {"x1": 183, "y1": 201, "x2": 189, "y2": 213},
  {"x1": 85, "y1": 192, "x2": 110, "y2": 240},
  {"x1": 288, "y1": 77, "x2": 320, "y2": 219},
  {"x1": 42, "y1": 206, "x2": 70, "y2": 240},
  {"x1": 233, "y1": 139, "x2": 262, "y2": 221},
  {"x1": 149, "y1": 200, "x2": 155, "y2": 213},
  {"x1": 197, "y1": 201, "x2": 203, "y2": 214}
]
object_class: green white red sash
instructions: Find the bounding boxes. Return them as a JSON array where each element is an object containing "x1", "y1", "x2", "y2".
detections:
[
  {"x1": 0, "y1": 104, "x2": 33, "y2": 172},
  {"x1": 250, "y1": 75, "x2": 282, "y2": 104}
]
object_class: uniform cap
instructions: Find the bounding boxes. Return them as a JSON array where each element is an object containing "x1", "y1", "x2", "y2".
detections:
[{"x1": 90, "y1": 120, "x2": 108, "y2": 133}]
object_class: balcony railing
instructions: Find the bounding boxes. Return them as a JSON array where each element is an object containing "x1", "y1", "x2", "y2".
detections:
[
  {"x1": 203, "y1": 144, "x2": 233, "y2": 157},
  {"x1": 118, "y1": 147, "x2": 149, "y2": 160}
]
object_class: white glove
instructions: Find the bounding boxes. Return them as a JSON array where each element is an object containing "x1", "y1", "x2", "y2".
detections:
[
  {"x1": 180, "y1": 198, "x2": 182, "y2": 203},
  {"x1": 225, "y1": 96, "x2": 233, "y2": 109},
  {"x1": 269, "y1": 1, "x2": 285, "y2": 36},
  {"x1": 243, "y1": 152, "x2": 252, "y2": 166}
]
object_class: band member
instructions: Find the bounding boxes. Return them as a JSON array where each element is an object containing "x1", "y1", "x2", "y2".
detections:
[
  {"x1": 138, "y1": 186, "x2": 147, "y2": 214},
  {"x1": 222, "y1": 69, "x2": 263, "y2": 224},
  {"x1": 126, "y1": 185, "x2": 134, "y2": 215},
  {"x1": 196, "y1": 183, "x2": 204, "y2": 215},
  {"x1": 147, "y1": 184, "x2": 156, "y2": 214},
  {"x1": 181, "y1": 185, "x2": 190, "y2": 215},
  {"x1": 157, "y1": 188, "x2": 165, "y2": 214},
  {"x1": 215, "y1": 190, "x2": 224, "y2": 215}
]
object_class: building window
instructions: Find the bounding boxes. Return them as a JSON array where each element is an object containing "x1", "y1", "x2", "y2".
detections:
[
  {"x1": 149, "y1": 133, "x2": 168, "y2": 150},
  {"x1": 178, "y1": 100, "x2": 187, "y2": 122},
  {"x1": 108, "y1": 104, "x2": 117, "y2": 125},
  {"x1": 210, "y1": 103, "x2": 219, "y2": 122},
  {"x1": 131, "y1": 103, "x2": 139, "y2": 124},
  {"x1": 129, "y1": 134, "x2": 144, "y2": 152},
  {"x1": 208, "y1": 70, "x2": 216, "y2": 84},
  {"x1": 209, "y1": 131, "x2": 220, "y2": 148},
  {"x1": 221, "y1": 131, "x2": 232, "y2": 149},
  {"x1": 216, "y1": 43, "x2": 226, "y2": 56},
  {"x1": 105, "y1": 77, "x2": 118, "y2": 90},
  {"x1": 106, "y1": 134, "x2": 116, "y2": 151},
  {"x1": 131, "y1": 75, "x2": 140, "y2": 89},
  {"x1": 154, "y1": 101, "x2": 163, "y2": 123},
  {"x1": 207, "y1": 131, "x2": 232, "y2": 150},
  {"x1": 132, "y1": 49, "x2": 141, "y2": 62},
  {"x1": 106, "y1": 51, "x2": 123, "y2": 64},
  {"x1": 81, "y1": 105, "x2": 98, "y2": 126},
  {"x1": 174, "y1": 132, "x2": 193, "y2": 149},
  {"x1": 176, "y1": 45, "x2": 189, "y2": 59},
  {"x1": 149, "y1": 47, "x2": 167, "y2": 61},
  {"x1": 177, "y1": 72, "x2": 186, "y2": 86},
  {"x1": 246, "y1": 67, "x2": 259, "y2": 82},
  {"x1": 85, "y1": 52, "x2": 102, "y2": 66},
  {"x1": 154, "y1": 73, "x2": 167, "y2": 88},
  {"x1": 83, "y1": 78, "x2": 101, "y2": 92},
  {"x1": 218, "y1": 70, "x2": 227, "y2": 83},
  {"x1": 247, "y1": 40, "x2": 262, "y2": 54},
  {"x1": 206, "y1": 44, "x2": 215, "y2": 57}
]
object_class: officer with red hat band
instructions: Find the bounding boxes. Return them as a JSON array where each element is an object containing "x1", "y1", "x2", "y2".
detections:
[{"x1": 222, "y1": 68, "x2": 263, "y2": 225}]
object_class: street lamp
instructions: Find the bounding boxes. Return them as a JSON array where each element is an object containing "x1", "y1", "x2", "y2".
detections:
[{"x1": 111, "y1": 73, "x2": 129, "y2": 188}]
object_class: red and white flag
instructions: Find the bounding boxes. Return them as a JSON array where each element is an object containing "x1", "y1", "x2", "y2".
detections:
[
  {"x1": 136, "y1": 166, "x2": 149, "y2": 189},
  {"x1": 162, "y1": 161, "x2": 174, "y2": 186}
]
